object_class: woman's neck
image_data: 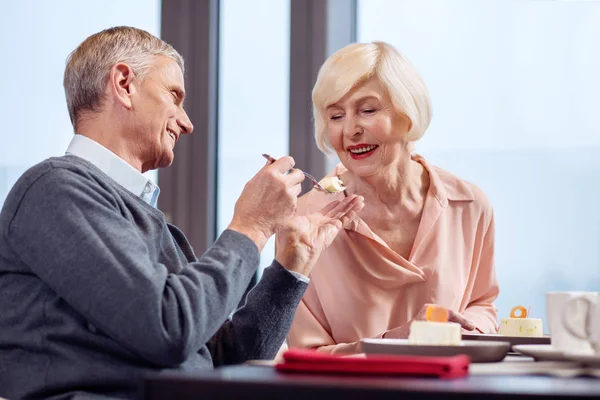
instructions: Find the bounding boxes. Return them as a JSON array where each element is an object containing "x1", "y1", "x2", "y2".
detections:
[{"x1": 348, "y1": 156, "x2": 430, "y2": 211}]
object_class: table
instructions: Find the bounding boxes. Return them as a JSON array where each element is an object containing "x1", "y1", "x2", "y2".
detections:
[{"x1": 143, "y1": 359, "x2": 600, "y2": 400}]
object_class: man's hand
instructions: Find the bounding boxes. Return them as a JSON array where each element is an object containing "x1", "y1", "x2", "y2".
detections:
[
  {"x1": 228, "y1": 157, "x2": 304, "y2": 250},
  {"x1": 274, "y1": 195, "x2": 364, "y2": 277},
  {"x1": 384, "y1": 303, "x2": 476, "y2": 339}
]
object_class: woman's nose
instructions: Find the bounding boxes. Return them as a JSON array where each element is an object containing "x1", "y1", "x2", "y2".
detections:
[{"x1": 343, "y1": 118, "x2": 362, "y2": 137}]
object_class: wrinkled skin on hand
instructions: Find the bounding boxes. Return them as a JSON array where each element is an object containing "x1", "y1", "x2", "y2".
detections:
[{"x1": 275, "y1": 195, "x2": 364, "y2": 277}]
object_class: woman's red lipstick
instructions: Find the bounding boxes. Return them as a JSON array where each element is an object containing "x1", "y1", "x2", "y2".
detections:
[{"x1": 347, "y1": 143, "x2": 379, "y2": 160}]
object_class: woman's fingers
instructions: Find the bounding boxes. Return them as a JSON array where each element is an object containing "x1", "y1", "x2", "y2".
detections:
[
  {"x1": 318, "y1": 199, "x2": 341, "y2": 216},
  {"x1": 415, "y1": 304, "x2": 475, "y2": 331},
  {"x1": 339, "y1": 210, "x2": 356, "y2": 225},
  {"x1": 448, "y1": 311, "x2": 476, "y2": 330},
  {"x1": 329, "y1": 195, "x2": 364, "y2": 219}
]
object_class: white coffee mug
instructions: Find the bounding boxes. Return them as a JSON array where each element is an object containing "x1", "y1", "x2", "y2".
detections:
[
  {"x1": 546, "y1": 292, "x2": 598, "y2": 353},
  {"x1": 562, "y1": 295, "x2": 600, "y2": 353}
]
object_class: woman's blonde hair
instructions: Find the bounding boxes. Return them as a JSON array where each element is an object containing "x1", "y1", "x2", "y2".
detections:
[
  {"x1": 63, "y1": 26, "x2": 184, "y2": 129},
  {"x1": 312, "y1": 41, "x2": 432, "y2": 154}
]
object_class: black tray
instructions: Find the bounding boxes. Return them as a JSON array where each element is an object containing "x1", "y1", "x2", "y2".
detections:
[{"x1": 462, "y1": 333, "x2": 551, "y2": 351}]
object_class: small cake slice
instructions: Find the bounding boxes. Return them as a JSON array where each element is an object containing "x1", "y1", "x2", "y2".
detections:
[
  {"x1": 408, "y1": 305, "x2": 461, "y2": 346},
  {"x1": 498, "y1": 305, "x2": 543, "y2": 337},
  {"x1": 318, "y1": 176, "x2": 346, "y2": 193}
]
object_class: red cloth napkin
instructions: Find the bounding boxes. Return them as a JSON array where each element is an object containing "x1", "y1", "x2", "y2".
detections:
[{"x1": 275, "y1": 348, "x2": 470, "y2": 379}]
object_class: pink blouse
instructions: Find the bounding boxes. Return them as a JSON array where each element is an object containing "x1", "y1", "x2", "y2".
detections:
[{"x1": 287, "y1": 155, "x2": 499, "y2": 354}]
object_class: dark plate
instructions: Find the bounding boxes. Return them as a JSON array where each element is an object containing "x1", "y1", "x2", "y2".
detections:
[
  {"x1": 361, "y1": 338, "x2": 510, "y2": 363},
  {"x1": 462, "y1": 333, "x2": 551, "y2": 351}
]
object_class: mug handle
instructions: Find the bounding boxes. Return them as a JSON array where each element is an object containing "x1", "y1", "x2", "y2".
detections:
[{"x1": 561, "y1": 297, "x2": 591, "y2": 340}]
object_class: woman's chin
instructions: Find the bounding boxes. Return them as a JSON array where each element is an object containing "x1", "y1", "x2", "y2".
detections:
[
  {"x1": 345, "y1": 163, "x2": 382, "y2": 178},
  {"x1": 338, "y1": 153, "x2": 380, "y2": 177}
]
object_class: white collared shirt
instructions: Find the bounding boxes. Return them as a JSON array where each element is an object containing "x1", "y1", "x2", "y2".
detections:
[{"x1": 65, "y1": 134, "x2": 160, "y2": 207}]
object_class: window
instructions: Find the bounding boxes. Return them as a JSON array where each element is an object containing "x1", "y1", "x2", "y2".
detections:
[
  {"x1": 217, "y1": 0, "x2": 291, "y2": 277},
  {"x1": 0, "y1": 0, "x2": 161, "y2": 207},
  {"x1": 359, "y1": 0, "x2": 600, "y2": 330}
]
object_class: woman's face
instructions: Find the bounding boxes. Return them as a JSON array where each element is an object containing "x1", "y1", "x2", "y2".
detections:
[{"x1": 325, "y1": 78, "x2": 411, "y2": 177}]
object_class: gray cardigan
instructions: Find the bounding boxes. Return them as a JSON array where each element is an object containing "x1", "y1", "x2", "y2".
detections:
[{"x1": 0, "y1": 156, "x2": 307, "y2": 400}]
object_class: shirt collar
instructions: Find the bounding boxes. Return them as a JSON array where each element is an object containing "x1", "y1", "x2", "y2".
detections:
[
  {"x1": 65, "y1": 134, "x2": 160, "y2": 207},
  {"x1": 412, "y1": 154, "x2": 474, "y2": 207},
  {"x1": 332, "y1": 154, "x2": 475, "y2": 207}
]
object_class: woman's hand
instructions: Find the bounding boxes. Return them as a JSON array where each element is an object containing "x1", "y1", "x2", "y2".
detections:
[
  {"x1": 274, "y1": 194, "x2": 364, "y2": 277},
  {"x1": 383, "y1": 303, "x2": 476, "y2": 339}
]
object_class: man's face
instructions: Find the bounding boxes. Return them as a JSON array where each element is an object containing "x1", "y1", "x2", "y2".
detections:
[{"x1": 130, "y1": 56, "x2": 193, "y2": 172}]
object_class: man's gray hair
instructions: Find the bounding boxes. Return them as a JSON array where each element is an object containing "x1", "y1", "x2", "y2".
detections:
[{"x1": 63, "y1": 26, "x2": 184, "y2": 129}]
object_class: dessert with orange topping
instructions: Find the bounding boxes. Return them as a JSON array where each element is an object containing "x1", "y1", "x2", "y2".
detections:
[
  {"x1": 408, "y1": 305, "x2": 461, "y2": 346},
  {"x1": 498, "y1": 305, "x2": 543, "y2": 337}
]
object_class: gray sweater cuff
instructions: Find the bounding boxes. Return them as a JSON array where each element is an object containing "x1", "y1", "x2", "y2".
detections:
[
  {"x1": 284, "y1": 269, "x2": 310, "y2": 283},
  {"x1": 222, "y1": 230, "x2": 309, "y2": 282},
  {"x1": 220, "y1": 229, "x2": 260, "y2": 266}
]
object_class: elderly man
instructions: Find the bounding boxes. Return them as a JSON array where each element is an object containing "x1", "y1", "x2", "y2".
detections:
[{"x1": 0, "y1": 27, "x2": 363, "y2": 400}]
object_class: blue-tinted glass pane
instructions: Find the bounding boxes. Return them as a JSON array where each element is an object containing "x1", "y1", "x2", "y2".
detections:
[{"x1": 218, "y1": 0, "x2": 290, "y2": 276}]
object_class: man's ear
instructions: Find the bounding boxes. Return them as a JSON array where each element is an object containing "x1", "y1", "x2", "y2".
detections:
[{"x1": 109, "y1": 63, "x2": 135, "y2": 109}]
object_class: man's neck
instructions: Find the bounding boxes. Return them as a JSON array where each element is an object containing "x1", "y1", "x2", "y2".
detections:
[{"x1": 77, "y1": 115, "x2": 143, "y2": 173}]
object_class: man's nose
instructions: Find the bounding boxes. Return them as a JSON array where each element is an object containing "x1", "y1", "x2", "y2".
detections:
[{"x1": 178, "y1": 110, "x2": 193, "y2": 134}]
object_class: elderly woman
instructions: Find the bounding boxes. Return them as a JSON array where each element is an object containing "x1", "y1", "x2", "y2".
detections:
[{"x1": 286, "y1": 42, "x2": 499, "y2": 354}]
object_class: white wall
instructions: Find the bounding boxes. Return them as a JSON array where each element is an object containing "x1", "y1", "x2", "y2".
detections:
[
  {"x1": 0, "y1": 0, "x2": 160, "y2": 207},
  {"x1": 359, "y1": 0, "x2": 600, "y2": 332}
]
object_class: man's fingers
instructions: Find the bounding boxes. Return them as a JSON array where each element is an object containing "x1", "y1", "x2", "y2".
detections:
[
  {"x1": 269, "y1": 156, "x2": 295, "y2": 172},
  {"x1": 290, "y1": 182, "x2": 302, "y2": 198},
  {"x1": 285, "y1": 169, "x2": 305, "y2": 186}
]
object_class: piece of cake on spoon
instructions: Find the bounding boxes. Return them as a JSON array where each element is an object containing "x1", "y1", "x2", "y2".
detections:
[{"x1": 318, "y1": 176, "x2": 346, "y2": 194}]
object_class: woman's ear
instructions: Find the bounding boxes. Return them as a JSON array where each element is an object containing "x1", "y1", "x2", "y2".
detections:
[{"x1": 397, "y1": 112, "x2": 412, "y2": 133}]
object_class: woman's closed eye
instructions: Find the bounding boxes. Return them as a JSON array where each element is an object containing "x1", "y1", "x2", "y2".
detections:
[
  {"x1": 361, "y1": 108, "x2": 376, "y2": 115},
  {"x1": 329, "y1": 114, "x2": 344, "y2": 121}
]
